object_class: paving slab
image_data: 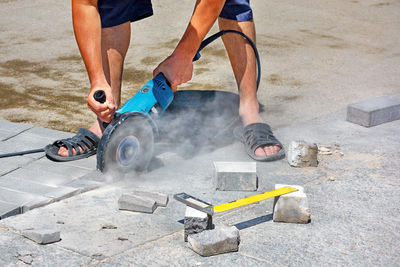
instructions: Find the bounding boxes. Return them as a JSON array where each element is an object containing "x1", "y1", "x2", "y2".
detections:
[
  {"x1": 0, "y1": 201, "x2": 20, "y2": 220},
  {"x1": 0, "y1": 121, "x2": 32, "y2": 141},
  {"x1": 347, "y1": 92, "x2": 400, "y2": 127},
  {"x1": 3, "y1": 157, "x2": 93, "y2": 186},
  {"x1": 0, "y1": 154, "x2": 33, "y2": 177},
  {"x1": 62, "y1": 178, "x2": 103, "y2": 193},
  {"x1": 0, "y1": 186, "x2": 183, "y2": 258},
  {"x1": 0, "y1": 228, "x2": 92, "y2": 266}
]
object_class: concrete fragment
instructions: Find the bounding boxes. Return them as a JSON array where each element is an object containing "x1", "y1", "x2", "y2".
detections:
[
  {"x1": 131, "y1": 190, "x2": 169, "y2": 207},
  {"x1": 273, "y1": 184, "x2": 311, "y2": 224},
  {"x1": 213, "y1": 162, "x2": 257, "y2": 191},
  {"x1": 22, "y1": 229, "x2": 61, "y2": 244},
  {"x1": 184, "y1": 206, "x2": 212, "y2": 242},
  {"x1": 118, "y1": 194, "x2": 156, "y2": 213},
  {"x1": 346, "y1": 93, "x2": 400, "y2": 127},
  {"x1": 287, "y1": 141, "x2": 318, "y2": 167},
  {"x1": 188, "y1": 226, "x2": 240, "y2": 256}
]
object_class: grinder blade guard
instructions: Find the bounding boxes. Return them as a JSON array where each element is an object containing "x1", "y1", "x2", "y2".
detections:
[{"x1": 96, "y1": 73, "x2": 173, "y2": 173}]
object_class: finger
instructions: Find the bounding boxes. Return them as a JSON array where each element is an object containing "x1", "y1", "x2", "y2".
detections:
[
  {"x1": 99, "y1": 110, "x2": 114, "y2": 123},
  {"x1": 170, "y1": 82, "x2": 178, "y2": 92},
  {"x1": 153, "y1": 67, "x2": 160, "y2": 78}
]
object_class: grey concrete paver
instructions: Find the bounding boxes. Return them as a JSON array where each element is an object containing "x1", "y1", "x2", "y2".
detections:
[
  {"x1": 0, "y1": 155, "x2": 33, "y2": 177},
  {"x1": 0, "y1": 121, "x2": 32, "y2": 141},
  {"x1": 0, "y1": 186, "x2": 182, "y2": 258},
  {"x1": 347, "y1": 92, "x2": 400, "y2": 127},
  {"x1": 0, "y1": 201, "x2": 20, "y2": 220},
  {"x1": 0, "y1": 228, "x2": 92, "y2": 266},
  {"x1": 4, "y1": 157, "x2": 93, "y2": 186},
  {"x1": 62, "y1": 178, "x2": 103, "y2": 193},
  {"x1": 97, "y1": 231, "x2": 270, "y2": 267}
]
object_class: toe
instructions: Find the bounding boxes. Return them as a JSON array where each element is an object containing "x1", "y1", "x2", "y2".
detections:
[
  {"x1": 58, "y1": 146, "x2": 84, "y2": 157},
  {"x1": 254, "y1": 147, "x2": 267, "y2": 157},
  {"x1": 263, "y1": 145, "x2": 281, "y2": 156}
]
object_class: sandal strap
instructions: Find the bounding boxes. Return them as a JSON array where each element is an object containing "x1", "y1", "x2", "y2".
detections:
[
  {"x1": 243, "y1": 123, "x2": 282, "y2": 153},
  {"x1": 51, "y1": 128, "x2": 100, "y2": 156}
]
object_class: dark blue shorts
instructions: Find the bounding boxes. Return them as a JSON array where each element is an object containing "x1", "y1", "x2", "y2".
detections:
[
  {"x1": 99, "y1": 0, "x2": 253, "y2": 28},
  {"x1": 220, "y1": 0, "x2": 253, "y2": 22},
  {"x1": 98, "y1": 0, "x2": 153, "y2": 28}
]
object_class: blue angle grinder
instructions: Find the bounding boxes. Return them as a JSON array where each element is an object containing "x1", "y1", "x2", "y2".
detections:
[{"x1": 94, "y1": 73, "x2": 173, "y2": 173}]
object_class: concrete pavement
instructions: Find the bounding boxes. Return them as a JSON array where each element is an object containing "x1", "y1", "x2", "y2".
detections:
[{"x1": 0, "y1": 105, "x2": 399, "y2": 266}]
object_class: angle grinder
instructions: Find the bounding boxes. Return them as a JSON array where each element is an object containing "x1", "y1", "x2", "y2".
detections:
[{"x1": 94, "y1": 73, "x2": 173, "y2": 173}]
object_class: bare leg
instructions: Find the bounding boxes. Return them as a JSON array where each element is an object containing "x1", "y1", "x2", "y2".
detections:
[
  {"x1": 59, "y1": 22, "x2": 131, "y2": 156},
  {"x1": 88, "y1": 21, "x2": 131, "y2": 136},
  {"x1": 218, "y1": 17, "x2": 280, "y2": 157}
]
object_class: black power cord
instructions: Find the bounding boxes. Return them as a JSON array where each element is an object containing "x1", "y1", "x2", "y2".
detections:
[{"x1": 194, "y1": 29, "x2": 261, "y2": 91}]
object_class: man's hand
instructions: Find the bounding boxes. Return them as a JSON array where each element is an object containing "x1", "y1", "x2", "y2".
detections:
[
  {"x1": 153, "y1": 52, "x2": 193, "y2": 92},
  {"x1": 87, "y1": 82, "x2": 116, "y2": 123}
]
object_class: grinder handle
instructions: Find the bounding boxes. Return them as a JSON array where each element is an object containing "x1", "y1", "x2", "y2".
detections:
[
  {"x1": 93, "y1": 90, "x2": 109, "y2": 129},
  {"x1": 93, "y1": 90, "x2": 106, "y2": 103}
]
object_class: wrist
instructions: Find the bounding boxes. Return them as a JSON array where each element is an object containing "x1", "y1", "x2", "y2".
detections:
[
  {"x1": 90, "y1": 76, "x2": 109, "y2": 89},
  {"x1": 173, "y1": 41, "x2": 198, "y2": 61}
]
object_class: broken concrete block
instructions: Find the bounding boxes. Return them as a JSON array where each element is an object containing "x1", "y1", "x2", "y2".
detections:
[
  {"x1": 214, "y1": 162, "x2": 257, "y2": 191},
  {"x1": 118, "y1": 194, "x2": 157, "y2": 213},
  {"x1": 188, "y1": 226, "x2": 240, "y2": 256},
  {"x1": 287, "y1": 141, "x2": 318, "y2": 167},
  {"x1": 273, "y1": 184, "x2": 311, "y2": 224},
  {"x1": 22, "y1": 229, "x2": 61, "y2": 244},
  {"x1": 184, "y1": 206, "x2": 212, "y2": 242},
  {"x1": 346, "y1": 93, "x2": 400, "y2": 127},
  {"x1": 131, "y1": 190, "x2": 169, "y2": 207}
]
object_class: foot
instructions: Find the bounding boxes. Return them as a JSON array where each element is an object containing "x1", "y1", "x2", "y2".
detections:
[
  {"x1": 239, "y1": 99, "x2": 282, "y2": 158},
  {"x1": 57, "y1": 119, "x2": 103, "y2": 157}
]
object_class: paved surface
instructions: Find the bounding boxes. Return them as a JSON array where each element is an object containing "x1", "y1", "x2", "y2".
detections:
[
  {"x1": 0, "y1": 121, "x2": 102, "y2": 219},
  {"x1": 0, "y1": 0, "x2": 399, "y2": 266},
  {"x1": 0, "y1": 107, "x2": 399, "y2": 266}
]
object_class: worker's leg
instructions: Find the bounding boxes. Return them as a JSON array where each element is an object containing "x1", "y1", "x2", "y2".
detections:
[
  {"x1": 218, "y1": 17, "x2": 281, "y2": 157},
  {"x1": 88, "y1": 21, "x2": 131, "y2": 136},
  {"x1": 59, "y1": 22, "x2": 130, "y2": 156}
]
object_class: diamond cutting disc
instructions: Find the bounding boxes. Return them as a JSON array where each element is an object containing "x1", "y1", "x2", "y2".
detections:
[{"x1": 97, "y1": 113, "x2": 154, "y2": 174}]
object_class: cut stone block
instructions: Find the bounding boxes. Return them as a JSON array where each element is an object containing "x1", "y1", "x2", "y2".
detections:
[
  {"x1": 346, "y1": 93, "x2": 400, "y2": 127},
  {"x1": 118, "y1": 194, "x2": 157, "y2": 213},
  {"x1": 0, "y1": 200, "x2": 20, "y2": 219},
  {"x1": 273, "y1": 184, "x2": 311, "y2": 224},
  {"x1": 184, "y1": 206, "x2": 212, "y2": 242},
  {"x1": 188, "y1": 226, "x2": 240, "y2": 257},
  {"x1": 22, "y1": 229, "x2": 61, "y2": 244},
  {"x1": 132, "y1": 191, "x2": 169, "y2": 207},
  {"x1": 214, "y1": 162, "x2": 257, "y2": 191},
  {"x1": 287, "y1": 141, "x2": 318, "y2": 167}
]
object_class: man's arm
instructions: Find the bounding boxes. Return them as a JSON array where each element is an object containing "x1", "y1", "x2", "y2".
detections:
[
  {"x1": 72, "y1": 0, "x2": 115, "y2": 122},
  {"x1": 153, "y1": 0, "x2": 225, "y2": 91}
]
